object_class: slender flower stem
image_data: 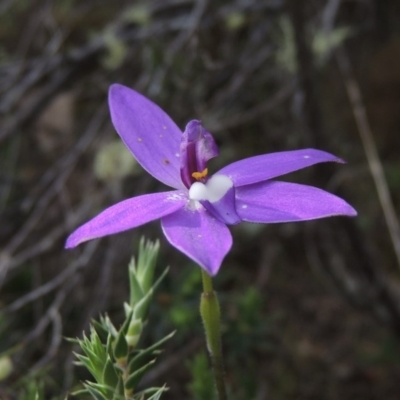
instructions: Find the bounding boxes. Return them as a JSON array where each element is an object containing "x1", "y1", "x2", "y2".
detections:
[{"x1": 200, "y1": 269, "x2": 227, "y2": 400}]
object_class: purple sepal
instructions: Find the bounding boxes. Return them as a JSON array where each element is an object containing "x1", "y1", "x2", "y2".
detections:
[
  {"x1": 109, "y1": 84, "x2": 185, "y2": 189},
  {"x1": 236, "y1": 181, "x2": 357, "y2": 223},
  {"x1": 65, "y1": 190, "x2": 187, "y2": 248},
  {"x1": 161, "y1": 206, "x2": 232, "y2": 276},
  {"x1": 217, "y1": 149, "x2": 344, "y2": 187},
  {"x1": 180, "y1": 120, "x2": 219, "y2": 188}
]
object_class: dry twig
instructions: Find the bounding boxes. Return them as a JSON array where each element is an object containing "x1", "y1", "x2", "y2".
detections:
[{"x1": 336, "y1": 48, "x2": 400, "y2": 270}]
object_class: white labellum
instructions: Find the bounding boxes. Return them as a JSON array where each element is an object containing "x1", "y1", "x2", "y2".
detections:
[{"x1": 189, "y1": 174, "x2": 233, "y2": 203}]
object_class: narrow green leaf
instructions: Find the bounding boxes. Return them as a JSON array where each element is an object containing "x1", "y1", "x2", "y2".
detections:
[
  {"x1": 124, "y1": 360, "x2": 155, "y2": 391},
  {"x1": 113, "y1": 328, "x2": 128, "y2": 361},
  {"x1": 129, "y1": 263, "x2": 145, "y2": 307},
  {"x1": 126, "y1": 318, "x2": 143, "y2": 348},
  {"x1": 71, "y1": 388, "x2": 89, "y2": 396},
  {"x1": 92, "y1": 319, "x2": 109, "y2": 342},
  {"x1": 86, "y1": 381, "x2": 116, "y2": 398},
  {"x1": 112, "y1": 376, "x2": 124, "y2": 400},
  {"x1": 106, "y1": 332, "x2": 113, "y2": 359},
  {"x1": 135, "y1": 385, "x2": 167, "y2": 399},
  {"x1": 77, "y1": 345, "x2": 106, "y2": 379},
  {"x1": 133, "y1": 267, "x2": 169, "y2": 321},
  {"x1": 85, "y1": 386, "x2": 108, "y2": 400},
  {"x1": 74, "y1": 354, "x2": 101, "y2": 380},
  {"x1": 120, "y1": 309, "x2": 134, "y2": 336},
  {"x1": 147, "y1": 386, "x2": 167, "y2": 400},
  {"x1": 102, "y1": 356, "x2": 119, "y2": 388},
  {"x1": 128, "y1": 331, "x2": 174, "y2": 374},
  {"x1": 137, "y1": 239, "x2": 160, "y2": 293},
  {"x1": 104, "y1": 315, "x2": 119, "y2": 338},
  {"x1": 124, "y1": 302, "x2": 132, "y2": 317}
]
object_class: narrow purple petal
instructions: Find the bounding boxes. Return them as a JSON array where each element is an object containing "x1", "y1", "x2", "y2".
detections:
[
  {"x1": 217, "y1": 149, "x2": 344, "y2": 187},
  {"x1": 66, "y1": 191, "x2": 187, "y2": 248},
  {"x1": 109, "y1": 84, "x2": 185, "y2": 189},
  {"x1": 161, "y1": 207, "x2": 232, "y2": 276},
  {"x1": 236, "y1": 181, "x2": 357, "y2": 223}
]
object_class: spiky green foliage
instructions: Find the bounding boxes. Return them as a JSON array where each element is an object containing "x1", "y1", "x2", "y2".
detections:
[
  {"x1": 17, "y1": 380, "x2": 66, "y2": 400},
  {"x1": 72, "y1": 238, "x2": 173, "y2": 400},
  {"x1": 18, "y1": 381, "x2": 45, "y2": 400}
]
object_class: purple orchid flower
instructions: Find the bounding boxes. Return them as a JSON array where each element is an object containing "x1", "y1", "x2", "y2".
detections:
[{"x1": 66, "y1": 84, "x2": 356, "y2": 276}]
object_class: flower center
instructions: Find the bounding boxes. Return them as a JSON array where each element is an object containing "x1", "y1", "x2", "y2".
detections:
[
  {"x1": 189, "y1": 175, "x2": 233, "y2": 203},
  {"x1": 188, "y1": 174, "x2": 241, "y2": 225}
]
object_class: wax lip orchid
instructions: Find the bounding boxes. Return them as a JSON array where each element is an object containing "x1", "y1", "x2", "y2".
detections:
[{"x1": 66, "y1": 84, "x2": 357, "y2": 276}]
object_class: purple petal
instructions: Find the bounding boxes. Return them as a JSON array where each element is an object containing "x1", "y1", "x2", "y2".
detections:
[
  {"x1": 66, "y1": 191, "x2": 187, "y2": 248},
  {"x1": 217, "y1": 149, "x2": 344, "y2": 187},
  {"x1": 109, "y1": 84, "x2": 185, "y2": 189},
  {"x1": 180, "y1": 120, "x2": 219, "y2": 188},
  {"x1": 161, "y1": 207, "x2": 232, "y2": 276},
  {"x1": 236, "y1": 181, "x2": 357, "y2": 223}
]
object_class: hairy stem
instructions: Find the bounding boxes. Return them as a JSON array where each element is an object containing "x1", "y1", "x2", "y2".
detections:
[{"x1": 200, "y1": 269, "x2": 227, "y2": 400}]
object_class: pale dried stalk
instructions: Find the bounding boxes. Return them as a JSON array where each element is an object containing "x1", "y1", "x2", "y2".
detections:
[{"x1": 336, "y1": 48, "x2": 400, "y2": 270}]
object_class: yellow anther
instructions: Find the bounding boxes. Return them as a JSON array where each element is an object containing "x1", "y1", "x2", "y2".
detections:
[{"x1": 192, "y1": 168, "x2": 208, "y2": 180}]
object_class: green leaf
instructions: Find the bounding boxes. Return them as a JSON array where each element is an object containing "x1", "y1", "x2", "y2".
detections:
[
  {"x1": 103, "y1": 315, "x2": 119, "y2": 338},
  {"x1": 92, "y1": 319, "x2": 110, "y2": 343},
  {"x1": 71, "y1": 388, "x2": 89, "y2": 397},
  {"x1": 133, "y1": 267, "x2": 169, "y2": 321},
  {"x1": 136, "y1": 239, "x2": 160, "y2": 293},
  {"x1": 120, "y1": 309, "x2": 134, "y2": 337},
  {"x1": 76, "y1": 346, "x2": 105, "y2": 380},
  {"x1": 85, "y1": 386, "x2": 108, "y2": 400},
  {"x1": 102, "y1": 356, "x2": 119, "y2": 388},
  {"x1": 135, "y1": 386, "x2": 167, "y2": 399},
  {"x1": 147, "y1": 386, "x2": 167, "y2": 400},
  {"x1": 89, "y1": 327, "x2": 108, "y2": 362},
  {"x1": 113, "y1": 328, "x2": 129, "y2": 361},
  {"x1": 106, "y1": 332, "x2": 114, "y2": 360},
  {"x1": 126, "y1": 318, "x2": 143, "y2": 348},
  {"x1": 135, "y1": 385, "x2": 168, "y2": 400},
  {"x1": 128, "y1": 262, "x2": 145, "y2": 308},
  {"x1": 74, "y1": 353, "x2": 102, "y2": 381},
  {"x1": 85, "y1": 382, "x2": 115, "y2": 399},
  {"x1": 128, "y1": 331, "x2": 174, "y2": 374},
  {"x1": 113, "y1": 311, "x2": 133, "y2": 359},
  {"x1": 124, "y1": 359, "x2": 155, "y2": 391},
  {"x1": 111, "y1": 376, "x2": 124, "y2": 400}
]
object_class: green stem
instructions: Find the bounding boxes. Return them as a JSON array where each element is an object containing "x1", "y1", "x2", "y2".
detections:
[{"x1": 200, "y1": 269, "x2": 227, "y2": 400}]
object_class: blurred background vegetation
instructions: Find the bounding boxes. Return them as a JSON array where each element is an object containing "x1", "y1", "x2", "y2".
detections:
[{"x1": 1, "y1": 0, "x2": 400, "y2": 398}]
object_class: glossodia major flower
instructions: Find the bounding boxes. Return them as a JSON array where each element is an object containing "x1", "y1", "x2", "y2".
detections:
[{"x1": 66, "y1": 84, "x2": 357, "y2": 276}]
